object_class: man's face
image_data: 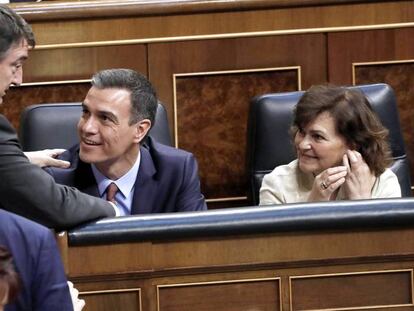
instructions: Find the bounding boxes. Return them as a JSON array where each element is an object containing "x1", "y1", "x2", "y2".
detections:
[
  {"x1": 78, "y1": 86, "x2": 150, "y2": 175},
  {"x1": 0, "y1": 39, "x2": 29, "y2": 104}
]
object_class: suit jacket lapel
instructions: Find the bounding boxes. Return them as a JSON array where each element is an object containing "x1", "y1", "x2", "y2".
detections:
[
  {"x1": 74, "y1": 155, "x2": 100, "y2": 197},
  {"x1": 131, "y1": 146, "x2": 157, "y2": 214}
]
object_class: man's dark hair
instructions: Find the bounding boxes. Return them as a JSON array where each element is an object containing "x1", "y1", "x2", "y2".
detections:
[
  {"x1": 91, "y1": 68, "x2": 158, "y2": 127},
  {"x1": 0, "y1": 4, "x2": 35, "y2": 60}
]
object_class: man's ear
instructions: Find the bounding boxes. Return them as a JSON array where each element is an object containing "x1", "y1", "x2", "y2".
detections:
[{"x1": 134, "y1": 119, "x2": 151, "y2": 144}]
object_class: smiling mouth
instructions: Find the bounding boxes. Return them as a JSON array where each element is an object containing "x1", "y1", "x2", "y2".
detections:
[
  {"x1": 82, "y1": 138, "x2": 101, "y2": 146},
  {"x1": 300, "y1": 154, "x2": 318, "y2": 160}
]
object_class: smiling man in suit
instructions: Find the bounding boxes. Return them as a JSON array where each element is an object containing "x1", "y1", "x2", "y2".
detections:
[{"x1": 46, "y1": 68, "x2": 207, "y2": 215}]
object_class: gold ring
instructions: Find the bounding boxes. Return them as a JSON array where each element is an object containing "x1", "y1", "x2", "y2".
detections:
[{"x1": 321, "y1": 181, "x2": 328, "y2": 190}]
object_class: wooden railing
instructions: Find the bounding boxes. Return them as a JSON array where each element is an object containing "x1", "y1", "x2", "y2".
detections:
[{"x1": 58, "y1": 199, "x2": 414, "y2": 310}]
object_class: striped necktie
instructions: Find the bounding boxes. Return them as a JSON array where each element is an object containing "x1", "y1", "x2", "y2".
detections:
[{"x1": 106, "y1": 182, "x2": 119, "y2": 204}]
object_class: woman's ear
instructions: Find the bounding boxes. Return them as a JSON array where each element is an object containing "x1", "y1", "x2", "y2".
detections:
[
  {"x1": 134, "y1": 119, "x2": 151, "y2": 144},
  {"x1": 347, "y1": 140, "x2": 358, "y2": 151}
]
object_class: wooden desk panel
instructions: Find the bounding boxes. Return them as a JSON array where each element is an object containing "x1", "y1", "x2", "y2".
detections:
[
  {"x1": 15, "y1": 1, "x2": 414, "y2": 44},
  {"x1": 60, "y1": 226, "x2": 414, "y2": 311}
]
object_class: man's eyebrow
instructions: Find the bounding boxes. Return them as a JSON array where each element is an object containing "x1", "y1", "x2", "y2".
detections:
[
  {"x1": 15, "y1": 55, "x2": 28, "y2": 63},
  {"x1": 99, "y1": 110, "x2": 119, "y2": 123},
  {"x1": 99, "y1": 110, "x2": 116, "y2": 118},
  {"x1": 80, "y1": 102, "x2": 119, "y2": 123}
]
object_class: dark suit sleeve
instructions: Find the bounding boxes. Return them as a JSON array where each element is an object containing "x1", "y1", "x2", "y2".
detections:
[
  {"x1": 32, "y1": 229, "x2": 73, "y2": 311},
  {"x1": 176, "y1": 153, "x2": 207, "y2": 211},
  {"x1": 0, "y1": 115, "x2": 115, "y2": 230}
]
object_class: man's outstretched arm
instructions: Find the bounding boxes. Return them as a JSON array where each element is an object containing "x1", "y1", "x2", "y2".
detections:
[{"x1": 0, "y1": 115, "x2": 115, "y2": 230}]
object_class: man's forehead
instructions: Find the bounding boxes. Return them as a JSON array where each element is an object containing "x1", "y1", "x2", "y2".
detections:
[
  {"x1": 10, "y1": 38, "x2": 29, "y2": 50},
  {"x1": 88, "y1": 87, "x2": 131, "y2": 102},
  {"x1": 85, "y1": 87, "x2": 132, "y2": 108},
  {"x1": 4, "y1": 39, "x2": 29, "y2": 59}
]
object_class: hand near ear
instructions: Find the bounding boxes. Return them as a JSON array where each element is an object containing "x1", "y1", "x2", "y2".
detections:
[{"x1": 342, "y1": 150, "x2": 375, "y2": 200}]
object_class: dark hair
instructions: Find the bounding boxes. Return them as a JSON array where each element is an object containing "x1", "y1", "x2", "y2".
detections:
[
  {"x1": 292, "y1": 85, "x2": 392, "y2": 176},
  {"x1": 0, "y1": 4, "x2": 35, "y2": 60},
  {"x1": 0, "y1": 246, "x2": 20, "y2": 304},
  {"x1": 91, "y1": 68, "x2": 158, "y2": 127}
]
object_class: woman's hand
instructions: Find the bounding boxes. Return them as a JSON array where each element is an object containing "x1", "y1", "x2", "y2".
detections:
[
  {"x1": 24, "y1": 149, "x2": 70, "y2": 168},
  {"x1": 342, "y1": 150, "x2": 375, "y2": 200},
  {"x1": 308, "y1": 166, "x2": 348, "y2": 202}
]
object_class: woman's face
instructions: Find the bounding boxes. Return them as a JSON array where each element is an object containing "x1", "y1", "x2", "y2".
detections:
[{"x1": 294, "y1": 111, "x2": 349, "y2": 175}]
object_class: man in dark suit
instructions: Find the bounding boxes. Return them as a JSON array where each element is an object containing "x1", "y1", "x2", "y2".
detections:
[
  {"x1": 46, "y1": 69, "x2": 207, "y2": 215},
  {"x1": 0, "y1": 209, "x2": 74, "y2": 311},
  {"x1": 0, "y1": 4, "x2": 115, "y2": 230}
]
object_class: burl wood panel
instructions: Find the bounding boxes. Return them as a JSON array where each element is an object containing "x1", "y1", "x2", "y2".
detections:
[
  {"x1": 0, "y1": 44, "x2": 148, "y2": 131},
  {"x1": 80, "y1": 290, "x2": 141, "y2": 311},
  {"x1": 149, "y1": 34, "x2": 326, "y2": 204},
  {"x1": 158, "y1": 279, "x2": 280, "y2": 311},
  {"x1": 354, "y1": 63, "x2": 414, "y2": 186},
  {"x1": 328, "y1": 28, "x2": 414, "y2": 85},
  {"x1": 175, "y1": 70, "x2": 298, "y2": 200},
  {"x1": 0, "y1": 83, "x2": 90, "y2": 130},
  {"x1": 291, "y1": 270, "x2": 413, "y2": 310},
  {"x1": 328, "y1": 28, "x2": 414, "y2": 191},
  {"x1": 149, "y1": 34, "x2": 326, "y2": 117}
]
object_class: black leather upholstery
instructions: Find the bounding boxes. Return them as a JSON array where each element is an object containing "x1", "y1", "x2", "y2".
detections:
[
  {"x1": 247, "y1": 83, "x2": 411, "y2": 204},
  {"x1": 68, "y1": 198, "x2": 414, "y2": 246},
  {"x1": 19, "y1": 101, "x2": 172, "y2": 150}
]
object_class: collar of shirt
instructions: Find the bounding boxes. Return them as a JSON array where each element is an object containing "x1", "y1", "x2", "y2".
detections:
[{"x1": 91, "y1": 151, "x2": 141, "y2": 208}]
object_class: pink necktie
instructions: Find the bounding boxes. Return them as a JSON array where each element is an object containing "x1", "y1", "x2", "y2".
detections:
[{"x1": 106, "y1": 182, "x2": 119, "y2": 204}]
